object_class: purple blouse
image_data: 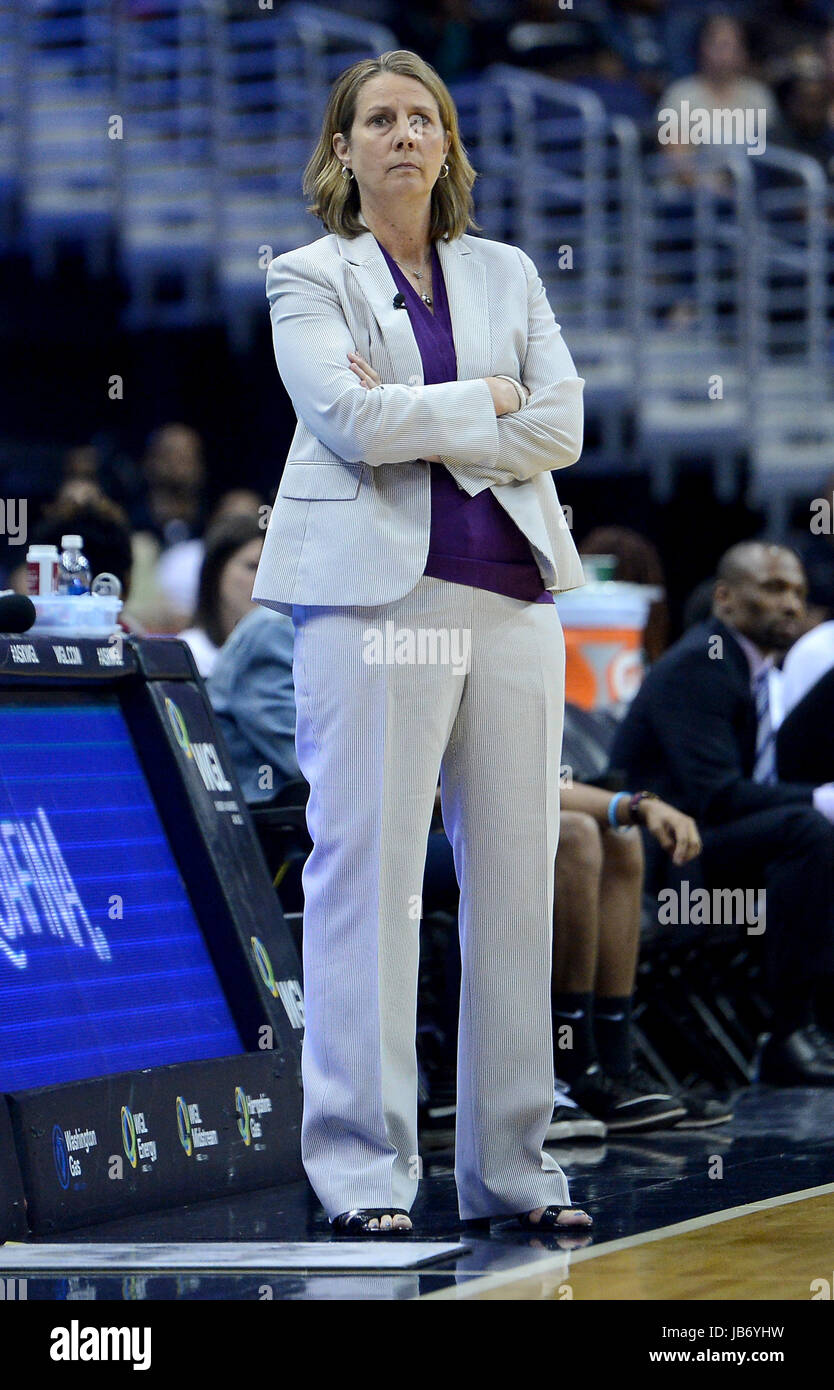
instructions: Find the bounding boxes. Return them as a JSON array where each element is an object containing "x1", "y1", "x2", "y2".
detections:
[{"x1": 377, "y1": 239, "x2": 554, "y2": 605}]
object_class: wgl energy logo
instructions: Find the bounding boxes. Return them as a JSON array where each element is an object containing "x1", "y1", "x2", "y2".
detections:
[{"x1": 121, "y1": 1104, "x2": 158, "y2": 1169}]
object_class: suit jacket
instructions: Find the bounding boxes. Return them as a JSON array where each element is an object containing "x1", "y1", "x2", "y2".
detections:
[
  {"x1": 608, "y1": 617, "x2": 817, "y2": 827},
  {"x1": 252, "y1": 219, "x2": 586, "y2": 616}
]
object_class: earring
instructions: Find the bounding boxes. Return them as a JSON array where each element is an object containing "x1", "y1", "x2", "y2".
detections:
[
  {"x1": 341, "y1": 165, "x2": 353, "y2": 180},
  {"x1": 439, "y1": 162, "x2": 449, "y2": 179}
]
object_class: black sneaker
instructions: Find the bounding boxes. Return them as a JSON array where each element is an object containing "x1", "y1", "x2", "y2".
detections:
[
  {"x1": 547, "y1": 1079, "x2": 607, "y2": 1141},
  {"x1": 569, "y1": 1064, "x2": 686, "y2": 1132},
  {"x1": 623, "y1": 1065, "x2": 734, "y2": 1130},
  {"x1": 673, "y1": 1088, "x2": 734, "y2": 1129}
]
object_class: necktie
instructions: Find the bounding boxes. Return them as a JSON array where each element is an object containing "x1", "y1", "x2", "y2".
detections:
[{"x1": 753, "y1": 668, "x2": 777, "y2": 784}]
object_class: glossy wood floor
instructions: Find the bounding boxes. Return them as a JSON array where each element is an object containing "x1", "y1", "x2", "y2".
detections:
[{"x1": 427, "y1": 1186, "x2": 834, "y2": 1300}]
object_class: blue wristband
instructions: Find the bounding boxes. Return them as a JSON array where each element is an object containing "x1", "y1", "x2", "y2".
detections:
[{"x1": 607, "y1": 792, "x2": 630, "y2": 830}]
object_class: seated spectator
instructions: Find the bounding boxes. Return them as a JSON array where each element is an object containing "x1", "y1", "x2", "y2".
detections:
[
  {"x1": 156, "y1": 488, "x2": 265, "y2": 625},
  {"x1": 208, "y1": 605, "x2": 301, "y2": 803},
  {"x1": 550, "y1": 780, "x2": 734, "y2": 1134},
  {"x1": 609, "y1": 540, "x2": 834, "y2": 1086},
  {"x1": 656, "y1": 14, "x2": 782, "y2": 174},
  {"x1": 133, "y1": 422, "x2": 207, "y2": 547},
  {"x1": 603, "y1": 0, "x2": 672, "y2": 104},
  {"x1": 177, "y1": 514, "x2": 264, "y2": 677},
  {"x1": 129, "y1": 423, "x2": 209, "y2": 632}
]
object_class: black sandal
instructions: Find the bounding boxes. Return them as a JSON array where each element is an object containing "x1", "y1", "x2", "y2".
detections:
[
  {"x1": 331, "y1": 1208, "x2": 413, "y2": 1237},
  {"x1": 517, "y1": 1206, "x2": 593, "y2": 1231},
  {"x1": 460, "y1": 1206, "x2": 593, "y2": 1234}
]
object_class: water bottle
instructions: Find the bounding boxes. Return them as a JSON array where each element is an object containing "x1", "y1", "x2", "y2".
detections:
[{"x1": 58, "y1": 535, "x2": 92, "y2": 595}]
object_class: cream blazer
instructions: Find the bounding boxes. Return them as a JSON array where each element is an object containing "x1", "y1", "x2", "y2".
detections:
[{"x1": 253, "y1": 218, "x2": 586, "y2": 616}]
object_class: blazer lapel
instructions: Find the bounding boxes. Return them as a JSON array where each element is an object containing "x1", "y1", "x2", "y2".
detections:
[
  {"x1": 336, "y1": 229, "x2": 422, "y2": 388},
  {"x1": 335, "y1": 224, "x2": 493, "y2": 386},
  {"x1": 435, "y1": 235, "x2": 493, "y2": 380},
  {"x1": 335, "y1": 222, "x2": 495, "y2": 495}
]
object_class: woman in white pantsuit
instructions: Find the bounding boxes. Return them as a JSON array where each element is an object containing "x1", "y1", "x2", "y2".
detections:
[{"x1": 252, "y1": 50, "x2": 593, "y2": 1237}]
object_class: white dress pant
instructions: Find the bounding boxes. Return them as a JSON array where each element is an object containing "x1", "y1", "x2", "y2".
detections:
[{"x1": 290, "y1": 574, "x2": 571, "y2": 1221}]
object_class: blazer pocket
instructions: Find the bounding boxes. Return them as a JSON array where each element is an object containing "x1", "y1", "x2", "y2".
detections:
[{"x1": 279, "y1": 462, "x2": 364, "y2": 500}]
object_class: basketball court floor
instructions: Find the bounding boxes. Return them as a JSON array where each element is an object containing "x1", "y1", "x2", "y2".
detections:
[{"x1": 2, "y1": 1085, "x2": 833, "y2": 1303}]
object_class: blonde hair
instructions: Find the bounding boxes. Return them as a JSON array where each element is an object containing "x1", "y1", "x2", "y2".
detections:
[{"x1": 302, "y1": 49, "x2": 480, "y2": 240}]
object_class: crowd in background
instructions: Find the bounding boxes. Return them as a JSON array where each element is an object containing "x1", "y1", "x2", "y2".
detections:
[{"x1": 385, "y1": 1, "x2": 834, "y2": 177}]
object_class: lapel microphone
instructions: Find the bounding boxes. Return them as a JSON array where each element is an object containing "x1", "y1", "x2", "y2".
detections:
[{"x1": 392, "y1": 293, "x2": 407, "y2": 309}]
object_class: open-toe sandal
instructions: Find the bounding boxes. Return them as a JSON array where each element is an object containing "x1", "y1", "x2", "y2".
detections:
[
  {"x1": 331, "y1": 1208, "x2": 413, "y2": 1237},
  {"x1": 517, "y1": 1205, "x2": 593, "y2": 1231}
]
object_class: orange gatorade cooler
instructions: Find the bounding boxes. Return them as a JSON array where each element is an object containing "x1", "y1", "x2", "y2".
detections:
[{"x1": 554, "y1": 581, "x2": 662, "y2": 711}]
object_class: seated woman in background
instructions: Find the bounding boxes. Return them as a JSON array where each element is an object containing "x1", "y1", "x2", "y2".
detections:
[{"x1": 177, "y1": 513, "x2": 264, "y2": 677}]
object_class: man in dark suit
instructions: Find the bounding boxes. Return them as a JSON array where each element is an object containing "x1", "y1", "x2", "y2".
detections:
[{"x1": 609, "y1": 541, "x2": 834, "y2": 1084}]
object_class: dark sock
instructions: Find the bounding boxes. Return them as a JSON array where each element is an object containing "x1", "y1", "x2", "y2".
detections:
[
  {"x1": 594, "y1": 994, "x2": 633, "y2": 1079},
  {"x1": 552, "y1": 990, "x2": 596, "y2": 1081}
]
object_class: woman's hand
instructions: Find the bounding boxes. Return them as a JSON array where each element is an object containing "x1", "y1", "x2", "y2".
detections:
[
  {"x1": 347, "y1": 351, "x2": 528, "y2": 457},
  {"x1": 349, "y1": 351, "x2": 530, "y2": 422},
  {"x1": 485, "y1": 376, "x2": 530, "y2": 416},
  {"x1": 347, "y1": 350, "x2": 381, "y2": 389},
  {"x1": 639, "y1": 799, "x2": 702, "y2": 866}
]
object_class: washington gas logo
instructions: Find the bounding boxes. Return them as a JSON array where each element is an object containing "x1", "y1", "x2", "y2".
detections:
[
  {"x1": 53, "y1": 1124, "x2": 70, "y2": 1190},
  {"x1": 121, "y1": 1105, "x2": 137, "y2": 1169},
  {"x1": 235, "y1": 1086, "x2": 272, "y2": 1145},
  {"x1": 235, "y1": 1086, "x2": 251, "y2": 1146},
  {"x1": 52, "y1": 1122, "x2": 97, "y2": 1187}
]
